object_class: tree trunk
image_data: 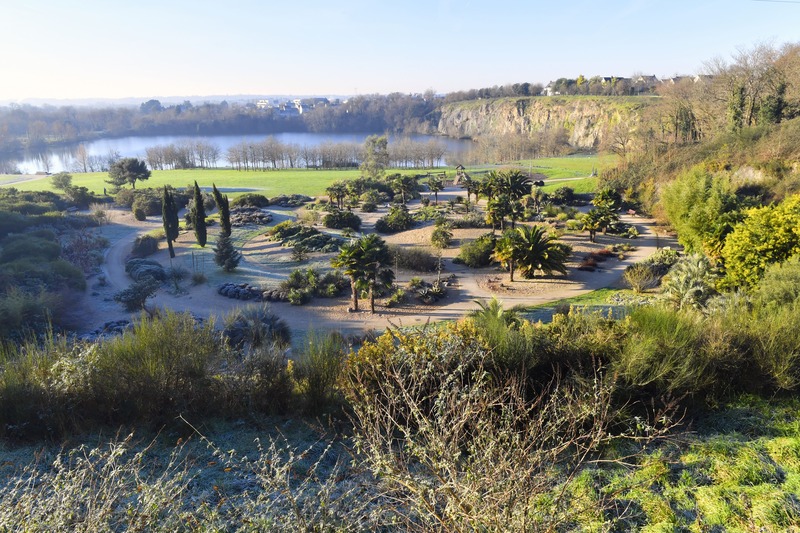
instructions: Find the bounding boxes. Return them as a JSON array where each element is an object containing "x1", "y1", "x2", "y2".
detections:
[
  {"x1": 369, "y1": 281, "x2": 376, "y2": 314},
  {"x1": 350, "y1": 278, "x2": 359, "y2": 312},
  {"x1": 510, "y1": 259, "x2": 515, "y2": 282}
]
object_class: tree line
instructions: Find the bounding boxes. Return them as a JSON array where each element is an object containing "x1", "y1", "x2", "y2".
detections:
[{"x1": 224, "y1": 137, "x2": 448, "y2": 171}]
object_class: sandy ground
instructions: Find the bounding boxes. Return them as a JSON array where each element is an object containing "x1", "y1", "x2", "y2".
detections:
[{"x1": 73, "y1": 186, "x2": 676, "y2": 337}]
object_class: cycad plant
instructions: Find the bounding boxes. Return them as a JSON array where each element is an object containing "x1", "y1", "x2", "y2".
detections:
[
  {"x1": 514, "y1": 225, "x2": 572, "y2": 279},
  {"x1": 661, "y1": 254, "x2": 718, "y2": 310}
]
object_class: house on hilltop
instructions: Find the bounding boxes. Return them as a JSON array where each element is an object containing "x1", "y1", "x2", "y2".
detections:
[{"x1": 633, "y1": 75, "x2": 660, "y2": 94}]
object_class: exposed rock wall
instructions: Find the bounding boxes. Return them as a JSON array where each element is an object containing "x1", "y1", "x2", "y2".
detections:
[{"x1": 437, "y1": 96, "x2": 654, "y2": 149}]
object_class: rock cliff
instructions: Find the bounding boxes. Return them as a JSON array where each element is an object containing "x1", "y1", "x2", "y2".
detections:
[{"x1": 436, "y1": 96, "x2": 655, "y2": 149}]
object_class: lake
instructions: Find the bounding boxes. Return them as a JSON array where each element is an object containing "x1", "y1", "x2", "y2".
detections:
[{"x1": 5, "y1": 133, "x2": 474, "y2": 174}]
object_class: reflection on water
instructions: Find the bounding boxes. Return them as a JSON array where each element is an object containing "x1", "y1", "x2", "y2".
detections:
[{"x1": 3, "y1": 133, "x2": 472, "y2": 174}]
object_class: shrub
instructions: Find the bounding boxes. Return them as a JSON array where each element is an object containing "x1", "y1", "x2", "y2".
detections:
[
  {"x1": 113, "y1": 276, "x2": 160, "y2": 311},
  {"x1": 551, "y1": 186, "x2": 575, "y2": 205},
  {"x1": 125, "y1": 258, "x2": 166, "y2": 281},
  {"x1": 323, "y1": 209, "x2": 362, "y2": 231},
  {"x1": 131, "y1": 195, "x2": 161, "y2": 217},
  {"x1": 133, "y1": 206, "x2": 147, "y2": 221},
  {"x1": 287, "y1": 288, "x2": 312, "y2": 305},
  {"x1": 389, "y1": 245, "x2": 439, "y2": 272},
  {"x1": 232, "y1": 193, "x2": 270, "y2": 208},
  {"x1": 451, "y1": 211, "x2": 489, "y2": 229},
  {"x1": 375, "y1": 205, "x2": 414, "y2": 234},
  {"x1": 222, "y1": 304, "x2": 291, "y2": 349},
  {"x1": 614, "y1": 307, "x2": 738, "y2": 399},
  {"x1": 114, "y1": 188, "x2": 136, "y2": 208},
  {"x1": 386, "y1": 287, "x2": 407, "y2": 307},
  {"x1": 346, "y1": 323, "x2": 617, "y2": 531},
  {"x1": 86, "y1": 312, "x2": 220, "y2": 423},
  {"x1": 280, "y1": 268, "x2": 347, "y2": 304},
  {"x1": 269, "y1": 221, "x2": 340, "y2": 253},
  {"x1": 0, "y1": 288, "x2": 63, "y2": 340},
  {"x1": 0, "y1": 234, "x2": 61, "y2": 263},
  {"x1": 360, "y1": 201, "x2": 377, "y2": 213},
  {"x1": 233, "y1": 344, "x2": 294, "y2": 413},
  {"x1": 131, "y1": 234, "x2": 160, "y2": 257},
  {"x1": 431, "y1": 221, "x2": 453, "y2": 249},
  {"x1": 753, "y1": 255, "x2": 800, "y2": 308},
  {"x1": 295, "y1": 330, "x2": 347, "y2": 413},
  {"x1": 454, "y1": 233, "x2": 496, "y2": 268},
  {"x1": 624, "y1": 263, "x2": 661, "y2": 293}
]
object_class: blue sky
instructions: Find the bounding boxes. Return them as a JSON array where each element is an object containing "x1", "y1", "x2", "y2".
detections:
[{"x1": 1, "y1": 0, "x2": 798, "y2": 101}]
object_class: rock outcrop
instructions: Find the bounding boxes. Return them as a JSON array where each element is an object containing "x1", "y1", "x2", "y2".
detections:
[{"x1": 437, "y1": 96, "x2": 653, "y2": 150}]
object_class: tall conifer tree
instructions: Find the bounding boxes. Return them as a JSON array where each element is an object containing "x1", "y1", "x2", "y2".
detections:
[
  {"x1": 191, "y1": 181, "x2": 207, "y2": 247},
  {"x1": 212, "y1": 183, "x2": 231, "y2": 237},
  {"x1": 161, "y1": 186, "x2": 179, "y2": 258}
]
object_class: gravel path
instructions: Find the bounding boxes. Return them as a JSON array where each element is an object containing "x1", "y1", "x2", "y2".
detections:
[{"x1": 77, "y1": 190, "x2": 676, "y2": 337}]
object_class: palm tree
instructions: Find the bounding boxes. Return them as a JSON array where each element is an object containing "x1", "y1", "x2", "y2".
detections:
[
  {"x1": 427, "y1": 174, "x2": 444, "y2": 205},
  {"x1": 331, "y1": 234, "x2": 393, "y2": 313},
  {"x1": 331, "y1": 240, "x2": 362, "y2": 312},
  {"x1": 357, "y1": 234, "x2": 393, "y2": 313},
  {"x1": 513, "y1": 225, "x2": 572, "y2": 279},
  {"x1": 326, "y1": 181, "x2": 348, "y2": 209},
  {"x1": 459, "y1": 173, "x2": 479, "y2": 204},
  {"x1": 391, "y1": 175, "x2": 418, "y2": 205},
  {"x1": 497, "y1": 170, "x2": 532, "y2": 201},
  {"x1": 481, "y1": 171, "x2": 501, "y2": 203},
  {"x1": 468, "y1": 297, "x2": 522, "y2": 328},
  {"x1": 508, "y1": 199, "x2": 525, "y2": 229},
  {"x1": 487, "y1": 194, "x2": 512, "y2": 232},
  {"x1": 581, "y1": 209, "x2": 603, "y2": 243},
  {"x1": 493, "y1": 230, "x2": 521, "y2": 281}
]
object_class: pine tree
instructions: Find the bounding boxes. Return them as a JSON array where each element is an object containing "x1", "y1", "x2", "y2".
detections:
[
  {"x1": 212, "y1": 183, "x2": 232, "y2": 237},
  {"x1": 214, "y1": 234, "x2": 241, "y2": 272},
  {"x1": 161, "y1": 186, "x2": 179, "y2": 258},
  {"x1": 191, "y1": 181, "x2": 207, "y2": 247}
]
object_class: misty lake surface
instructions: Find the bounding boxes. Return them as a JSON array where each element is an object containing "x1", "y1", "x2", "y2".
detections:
[{"x1": 8, "y1": 133, "x2": 473, "y2": 174}]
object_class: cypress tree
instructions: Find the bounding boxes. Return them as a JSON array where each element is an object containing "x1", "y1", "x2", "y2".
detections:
[
  {"x1": 212, "y1": 183, "x2": 231, "y2": 237},
  {"x1": 192, "y1": 181, "x2": 207, "y2": 247},
  {"x1": 161, "y1": 186, "x2": 179, "y2": 258}
]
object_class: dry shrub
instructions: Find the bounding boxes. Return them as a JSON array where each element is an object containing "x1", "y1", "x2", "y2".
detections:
[{"x1": 346, "y1": 324, "x2": 619, "y2": 531}]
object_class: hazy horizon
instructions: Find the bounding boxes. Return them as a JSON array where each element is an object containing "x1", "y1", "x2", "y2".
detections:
[{"x1": 3, "y1": 0, "x2": 798, "y2": 103}]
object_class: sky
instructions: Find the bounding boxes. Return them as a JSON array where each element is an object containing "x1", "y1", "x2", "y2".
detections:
[{"x1": 1, "y1": 0, "x2": 798, "y2": 103}]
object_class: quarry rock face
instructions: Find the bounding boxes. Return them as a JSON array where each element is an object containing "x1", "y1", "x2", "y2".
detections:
[{"x1": 437, "y1": 97, "x2": 649, "y2": 150}]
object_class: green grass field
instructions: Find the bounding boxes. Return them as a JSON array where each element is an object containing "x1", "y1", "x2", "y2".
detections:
[{"x1": 0, "y1": 154, "x2": 607, "y2": 198}]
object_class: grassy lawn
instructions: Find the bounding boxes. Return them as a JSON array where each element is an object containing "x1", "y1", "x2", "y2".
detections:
[
  {"x1": 523, "y1": 287, "x2": 622, "y2": 310},
  {"x1": 0, "y1": 168, "x2": 371, "y2": 197},
  {"x1": 540, "y1": 176, "x2": 598, "y2": 194},
  {"x1": 0, "y1": 153, "x2": 609, "y2": 198},
  {"x1": 523, "y1": 153, "x2": 617, "y2": 179}
]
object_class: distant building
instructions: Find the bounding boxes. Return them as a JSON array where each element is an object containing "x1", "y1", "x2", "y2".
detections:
[
  {"x1": 633, "y1": 75, "x2": 660, "y2": 94},
  {"x1": 665, "y1": 76, "x2": 691, "y2": 85},
  {"x1": 542, "y1": 82, "x2": 558, "y2": 96}
]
